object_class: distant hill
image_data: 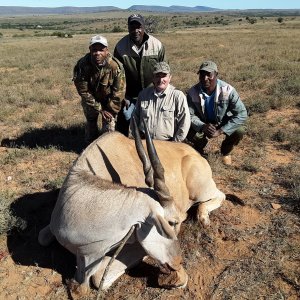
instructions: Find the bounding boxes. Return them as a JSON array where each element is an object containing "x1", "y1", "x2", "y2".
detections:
[
  {"x1": 0, "y1": 5, "x2": 218, "y2": 16},
  {"x1": 0, "y1": 6, "x2": 122, "y2": 16},
  {"x1": 128, "y1": 5, "x2": 219, "y2": 12}
]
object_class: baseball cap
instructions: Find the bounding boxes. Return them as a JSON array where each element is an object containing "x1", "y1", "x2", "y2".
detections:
[
  {"x1": 128, "y1": 14, "x2": 145, "y2": 26},
  {"x1": 198, "y1": 61, "x2": 218, "y2": 73},
  {"x1": 153, "y1": 62, "x2": 171, "y2": 74},
  {"x1": 89, "y1": 35, "x2": 108, "y2": 47}
]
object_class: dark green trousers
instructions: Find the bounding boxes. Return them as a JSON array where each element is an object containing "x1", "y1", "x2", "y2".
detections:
[{"x1": 187, "y1": 126, "x2": 246, "y2": 156}]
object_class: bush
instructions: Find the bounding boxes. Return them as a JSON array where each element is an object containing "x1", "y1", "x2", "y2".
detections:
[
  {"x1": 0, "y1": 192, "x2": 26, "y2": 235},
  {"x1": 277, "y1": 17, "x2": 284, "y2": 23},
  {"x1": 246, "y1": 16, "x2": 257, "y2": 24},
  {"x1": 144, "y1": 15, "x2": 167, "y2": 33},
  {"x1": 52, "y1": 31, "x2": 73, "y2": 38},
  {"x1": 111, "y1": 25, "x2": 123, "y2": 33},
  {"x1": 272, "y1": 129, "x2": 286, "y2": 142}
]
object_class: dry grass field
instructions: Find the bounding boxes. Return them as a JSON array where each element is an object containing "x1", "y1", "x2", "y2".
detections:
[{"x1": 0, "y1": 12, "x2": 299, "y2": 300}]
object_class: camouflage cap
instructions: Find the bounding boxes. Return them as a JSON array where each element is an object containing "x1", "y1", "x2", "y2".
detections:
[
  {"x1": 153, "y1": 62, "x2": 171, "y2": 74},
  {"x1": 89, "y1": 35, "x2": 108, "y2": 47},
  {"x1": 198, "y1": 60, "x2": 218, "y2": 73}
]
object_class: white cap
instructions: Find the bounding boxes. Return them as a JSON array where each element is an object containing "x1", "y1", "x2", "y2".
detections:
[{"x1": 89, "y1": 35, "x2": 108, "y2": 47}]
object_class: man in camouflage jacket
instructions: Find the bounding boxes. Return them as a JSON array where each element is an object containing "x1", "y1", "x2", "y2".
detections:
[{"x1": 73, "y1": 35, "x2": 126, "y2": 144}]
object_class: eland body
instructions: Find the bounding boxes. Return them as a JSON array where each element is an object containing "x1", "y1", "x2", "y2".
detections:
[{"x1": 39, "y1": 121, "x2": 225, "y2": 291}]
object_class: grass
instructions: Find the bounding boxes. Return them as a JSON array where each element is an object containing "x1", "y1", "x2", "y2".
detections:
[
  {"x1": 0, "y1": 11, "x2": 299, "y2": 300},
  {"x1": 0, "y1": 191, "x2": 26, "y2": 235},
  {"x1": 274, "y1": 162, "x2": 300, "y2": 209}
]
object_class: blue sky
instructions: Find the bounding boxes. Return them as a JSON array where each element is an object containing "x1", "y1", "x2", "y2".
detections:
[{"x1": 0, "y1": 1, "x2": 299, "y2": 9}]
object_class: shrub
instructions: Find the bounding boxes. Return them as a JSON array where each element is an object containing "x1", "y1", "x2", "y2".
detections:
[
  {"x1": 277, "y1": 17, "x2": 284, "y2": 23},
  {"x1": 241, "y1": 160, "x2": 260, "y2": 173},
  {"x1": 111, "y1": 25, "x2": 123, "y2": 33},
  {"x1": 52, "y1": 31, "x2": 73, "y2": 38},
  {"x1": 272, "y1": 129, "x2": 286, "y2": 142},
  {"x1": 247, "y1": 99, "x2": 271, "y2": 114},
  {"x1": 274, "y1": 163, "x2": 300, "y2": 207},
  {"x1": 246, "y1": 16, "x2": 257, "y2": 24},
  {"x1": 0, "y1": 191, "x2": 26, "y2": 235}
]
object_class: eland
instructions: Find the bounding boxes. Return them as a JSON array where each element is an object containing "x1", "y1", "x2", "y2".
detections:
[{"x1": 38, "y1": 119, "x2": 225, "y2": 291}]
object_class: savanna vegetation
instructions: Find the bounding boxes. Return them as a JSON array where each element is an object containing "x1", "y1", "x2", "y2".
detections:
[{"x1": 0, "y1": 11, "x2": 299, "y2": 300}]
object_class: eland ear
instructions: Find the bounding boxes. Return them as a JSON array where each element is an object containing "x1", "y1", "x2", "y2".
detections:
[{"x1": 153, "y1": 214, "x2": 177, "y2": 240}]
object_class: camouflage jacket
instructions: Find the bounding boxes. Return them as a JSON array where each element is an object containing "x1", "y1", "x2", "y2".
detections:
[
  {"x1": 114, "y1": 33, "x2": 166, "y2": 102},
  {"x1": 73, "y1": 53, "x2": 126, "y2": 114}
]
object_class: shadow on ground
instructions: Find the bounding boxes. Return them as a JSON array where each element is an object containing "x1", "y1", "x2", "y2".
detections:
[
  {"x1": 1, "y1": 124, "x2": 86, "y2": 154},
  {"x1": 7, "y1": 189, "x2": 76, "y2": 283},
  {"x1": 6, "y1": 189, "x2": 162, "y2": 292}
]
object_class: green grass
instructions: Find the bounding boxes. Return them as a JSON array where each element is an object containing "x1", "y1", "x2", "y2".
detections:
[{"x1": 0, "y1": 190, "x2": 26, "y2": 234}]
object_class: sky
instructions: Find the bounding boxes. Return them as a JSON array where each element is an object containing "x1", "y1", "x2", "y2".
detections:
[{"x1": 0, "y1": 1, "x2": 299, "y2": 10}]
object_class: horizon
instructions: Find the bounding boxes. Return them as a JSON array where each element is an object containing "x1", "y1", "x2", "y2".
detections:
[{"x1": 0, "y1": 1, "x2": 299, "y2": 10}]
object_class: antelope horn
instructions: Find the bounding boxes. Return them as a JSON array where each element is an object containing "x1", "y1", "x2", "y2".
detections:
[
  {"x1": 132, "y1": 116, "x2": 154, "y2": 187},
  {"x1": 142, "y1": 119, "x2": 173, "y2": 207}
]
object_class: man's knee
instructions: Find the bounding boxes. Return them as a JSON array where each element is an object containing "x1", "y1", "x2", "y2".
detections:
[
  {"x1": 221, "y1": 126, "x2": 246, "y2": 155},
  {"x1": 186, "y1": 128, "x2": 208, "y2": 155},
  {"x1": 81, "y1": 100, "x2": 100, "y2": 121},
  {"x1": 187, "y1": 128, "x2": 205, "y2": 142},
  {"x1": 231, "y1": 126, "x2": 246, "y2": 143}
]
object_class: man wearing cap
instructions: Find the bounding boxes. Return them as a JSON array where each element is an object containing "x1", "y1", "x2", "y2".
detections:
[
  {"x1": 130, "y1": 62, "x2": 190, "y2": 142},
  {"x1": 187, "y1": 60, "x2": 247, "y2": 165},
  {"x1": 73, "y1": 35, "x2": 126, "y2": 144},
  {"x1": 114, "y1": 14, "x2": 167, "y2": 136}
]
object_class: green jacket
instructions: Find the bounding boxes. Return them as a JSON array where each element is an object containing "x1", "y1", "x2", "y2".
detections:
[
  {"x1": 73, "y1": 53, "x2": 126, "y2": 114},
  {"x1": 114, "y1": 32, "x2": 166, "y2": 102},
  {"x1": 187, "y1": 79, "x2": 248, "y2": 136}
]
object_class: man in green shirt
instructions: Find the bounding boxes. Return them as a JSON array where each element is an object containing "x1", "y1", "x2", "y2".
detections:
[{"x1": 114, "y1": 14, "x2": 167, "y2": 136}]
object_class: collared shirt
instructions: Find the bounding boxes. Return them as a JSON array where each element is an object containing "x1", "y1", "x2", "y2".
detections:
[
  {"x1": 130, "y1": 84, "x2": 191, "y2": 142},
  {"x1": 187, "y1": 79, "x2": 248, "y2": 136},
  {"x1": 114, "y1": 33, "x2": 166, "y2": 100}
]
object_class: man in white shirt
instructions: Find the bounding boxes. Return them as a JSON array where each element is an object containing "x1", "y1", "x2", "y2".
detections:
[{"x1": 130, "y1": 62, "x2": 190, "y2": 142}]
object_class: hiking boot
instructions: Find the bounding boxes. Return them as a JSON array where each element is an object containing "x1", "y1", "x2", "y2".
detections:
[{"x1": 222, "y1": 155, "x2": 232, "y2": 166}]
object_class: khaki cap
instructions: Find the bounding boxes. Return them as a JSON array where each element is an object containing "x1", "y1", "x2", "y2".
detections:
[
  {"x1": 198, "y1": 60, "x2": 218, "y2": 73},
  {"x1": 89, "y1": 35, "x2": 108, "y2": 47},
  {"x1": 153, "y1": 62, "x2": 170, "y2": 74}
]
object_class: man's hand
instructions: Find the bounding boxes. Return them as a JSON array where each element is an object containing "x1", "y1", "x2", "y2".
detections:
[
  {"x1": 123, "y1": 103, "x2": 135, "y2": 121},
  {"x1": 124, "y1": 99, "x2": 131, "y2": 109},
  {"x1": 202, "y1": 123, "x2": 223, "y2": 138},
  {"x1": 101, "y1": 110, "x2": 113, "y2": 122}
]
